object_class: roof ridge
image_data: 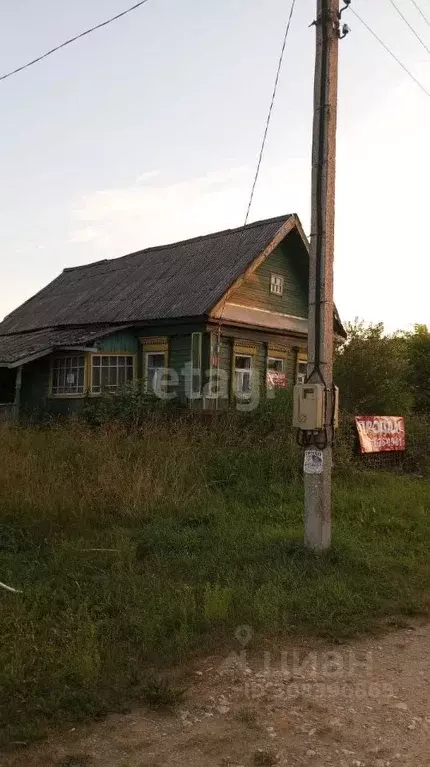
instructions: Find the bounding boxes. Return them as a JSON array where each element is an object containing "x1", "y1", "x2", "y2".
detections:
[{"x1": 63, "y1": 214, "x2": 292, "y2": 274}]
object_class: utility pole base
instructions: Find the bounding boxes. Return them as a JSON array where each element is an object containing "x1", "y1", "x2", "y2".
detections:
[{"x1": 304, "y1": 446, "x2": 332, "y2": 551}]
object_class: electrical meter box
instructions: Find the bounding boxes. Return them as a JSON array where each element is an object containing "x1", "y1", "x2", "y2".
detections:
[{"x1": 293, "y1": 383, "x2": 325, "y2": 430}]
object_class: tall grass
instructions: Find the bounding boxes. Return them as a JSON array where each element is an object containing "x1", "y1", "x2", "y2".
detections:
[{"x1": 0, "y1": 406, "x2": 429, "y2": 745}]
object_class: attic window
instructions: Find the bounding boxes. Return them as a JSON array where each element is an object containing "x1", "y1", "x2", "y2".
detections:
[{"x1": 270, "y1": 273, "x2": 284, "y2": 296}]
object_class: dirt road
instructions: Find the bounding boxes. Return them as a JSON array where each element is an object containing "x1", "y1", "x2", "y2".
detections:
[{"x1": 3, "y1": 621, "x2": 429, "y2": 767}]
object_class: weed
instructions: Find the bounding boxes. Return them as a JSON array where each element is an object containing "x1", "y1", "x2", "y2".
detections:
[
  {"x1": 235, "y1": 705, "x2": 259, "y2": 727},
  {"x1": 253, "y1": 749, "x2": 279, "y2": 765},
  {"x1": 0, "y1": 418, "x2": 428, "y2": 745},
  {"x1": 141, "y1": 674, "x2": 185, "y2": 710}
]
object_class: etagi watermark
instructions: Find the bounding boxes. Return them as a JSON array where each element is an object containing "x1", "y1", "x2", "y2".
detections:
[
  {"x1": 148, "y1": 362, "x2": 280, "y2": 411},
  {"x1": 218, "y1": 626, "x2": 394, "y2": 703}
]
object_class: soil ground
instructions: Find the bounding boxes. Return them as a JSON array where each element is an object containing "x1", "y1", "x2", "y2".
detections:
[{"x1": 3, "y1": 621, "x2": 429, "y2": 767}]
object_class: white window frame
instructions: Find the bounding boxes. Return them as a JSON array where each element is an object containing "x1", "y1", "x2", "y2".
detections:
[
  {"x1": 267, "y1": 356, "x2": 284, "y2": 373},
  {"x1": 91, "y1": 353, "x2": 135, "y2": 394},
  {"x1": 234, "y1": 354, "x2": 253, "y2": 399},
  {"x1": 190, "y1": 332, "x2": 202, "y2": 397},
  {"x1": 270, "y1": 273, "x2": 284, "y2": 296},
  {"x1": 145, "y1": 351, "x2": 168, "y2": 395},
  {"x1": 296, "y1": 357, "x2": 308, "y2": 384},
  {"x1": 51, "y1": 354, "x2": 86, "y2": 396}
]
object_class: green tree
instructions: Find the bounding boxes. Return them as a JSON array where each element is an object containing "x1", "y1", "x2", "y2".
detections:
[
  {"x1": 334, "y1": 320, "x2": 412, "y2": 415},
  {"x1": 405, "y1": 324, "x2": 430, "y2": 414}
]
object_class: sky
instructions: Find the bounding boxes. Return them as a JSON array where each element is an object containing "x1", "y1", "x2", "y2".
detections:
[{"x1": 0, "y1": 0, "x2": 429, "y2": 332}]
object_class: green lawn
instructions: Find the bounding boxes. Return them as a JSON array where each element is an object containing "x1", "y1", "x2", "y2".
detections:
[{"x1": 0, "y1": 419, "x2": 428, "y2": 745}]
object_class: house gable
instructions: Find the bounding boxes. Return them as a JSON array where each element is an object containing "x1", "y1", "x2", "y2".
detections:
[{"x1": 224, "y1": 230, "x2": 308, "y2": 320}]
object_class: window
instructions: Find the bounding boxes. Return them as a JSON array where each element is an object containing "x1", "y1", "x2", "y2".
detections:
[
  {"x1": 267, "y1": 357, "x2": 284, "y2": 373},
  {"x1": 267, "y1": 356, "x2": 288, "y2": 390},
  {"x1": 91, "y1": 355, "x2": 134, "y2": 394},
  {"x1": 191, "y1": 332, "x2": 202, "y2": 397},
  {"x1": 52, "y1": 355, "x2": 85, "y2": 395},
  {"x1": 234, "y1": 355, "x2": 252, "y2": 398},
  {"x1": 145, "y1": 352, "x2": 167, "y2": 395},
  {"x1": 270, "y1": 273, "x2": 284, "y2": 296},
  {"x1": 296, "y1": 358, "x2": 308, "y2": 384}
]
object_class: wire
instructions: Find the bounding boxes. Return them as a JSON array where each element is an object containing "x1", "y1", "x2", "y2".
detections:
[
  {"x1": 408, "y1": 0, "x2": 430, "y2": 27},
  {"x1": 213, "y1": 0, "x2": 297, "y2": 407},
  {"x1": 387, "y1": 0, "x2": 430, "y2": 53},
  {"x1": 222, "y1": 0, "x2": 297, "y2": 295},
  {"x1": 242, "y1": 0, "x2": 297, "y2": 229},
  {"x1": 350, "y1": 8, "x2": 430, "y2": 97},
  {"x1": 0, "y1": 1, "x2": 151, "y2": 83}
]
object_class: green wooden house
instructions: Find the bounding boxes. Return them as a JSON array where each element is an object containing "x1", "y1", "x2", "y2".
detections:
[{"x1": 0, "y1": 214, "x2": 345, "y2": 418}]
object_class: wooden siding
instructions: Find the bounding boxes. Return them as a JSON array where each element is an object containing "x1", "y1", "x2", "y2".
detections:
[
  {"x1": 169, "y1": 334, "x2": 192, "y2": 404},
  {"x1": 16, "y1": 320, "x2": 307, "y2": 417},
  {"x1": 228, "y1": 238, "x2": 308, "y2": 319},
  {"x1": 96, "y1": 331, "x2": 142, "y2": 377}
]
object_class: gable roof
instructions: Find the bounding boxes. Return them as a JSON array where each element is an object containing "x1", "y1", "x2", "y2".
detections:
[
  {"x1": 0, "y1": 215, "x2": 294, "y2": 336},
  {"x1": 0, "y1": 214, "x2": 346, "y2": 366}
]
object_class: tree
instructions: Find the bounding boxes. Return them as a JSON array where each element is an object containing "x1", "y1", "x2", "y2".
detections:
[
  {"x1": 405, "y1": 324, "x2": 430, "y2": 414},
  {"x1": 334, "y1": 320, "x2": 412, "y2": 415}
]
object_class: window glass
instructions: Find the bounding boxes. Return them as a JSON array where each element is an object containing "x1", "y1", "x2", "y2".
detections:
[
  {"x1": 267, "y1": 357, "x2": 284, "y2": 372},
  {"x1": 270, "y1": 273, "x2": 284, "y2": 296},
  {"x1": 297, "y1": 360, "x2": 307, "y2": 384},
  {"x1": 146, "y1": 352, "x2": 166, "y2": 394},
  {"x1": 91, "y1": 355, "x2": 134, "y2": 393},
  {"x1": 52, "y1": 355, "x2": 85, "y2": 395},
  {"x1": 234, "y1": 354, "x2": 252, "y2": 398}
]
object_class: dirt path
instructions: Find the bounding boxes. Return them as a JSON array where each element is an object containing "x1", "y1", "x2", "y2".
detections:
[{"x1": 3, "y1": 621, "x2": 429, "y2": 767}]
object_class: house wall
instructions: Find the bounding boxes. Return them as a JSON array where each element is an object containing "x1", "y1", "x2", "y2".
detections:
[
  {"x1": 205, "y1": 326, "x2": 307, "y2": 409},
  {"x1": 228, "y1": 234, "x2": 308, "y2": 319},
  {"x1": 16, "y1": 318, "x2": 307, "y2": 417},
  {"x1": 21, "y1": 357, "x2": 51, "y2": 416}
]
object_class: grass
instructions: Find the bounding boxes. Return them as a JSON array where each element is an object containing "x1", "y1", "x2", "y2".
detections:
[{"x1": 0, "y1": 410, "x2": 429, "y2": 746}]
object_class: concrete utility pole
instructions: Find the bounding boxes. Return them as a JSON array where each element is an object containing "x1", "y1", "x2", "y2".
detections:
[{"x1": 304, "y1": 0, "x2": 343, "y2": 550}]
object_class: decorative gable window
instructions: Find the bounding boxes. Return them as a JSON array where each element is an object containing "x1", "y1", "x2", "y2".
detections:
[
  {"x1": 270, "y1": 273, "x2": 284, "y2": 296},
  {"x1": 51, "y1": 355, "x2": 85, "y2": 395},
  {"x1": 91, "y1": 355, "x2": 134, "y2": 394}
]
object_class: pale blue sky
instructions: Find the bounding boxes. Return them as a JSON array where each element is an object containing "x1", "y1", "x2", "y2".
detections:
[{"x1": 1, "y1": 0, "x2": 429, "y2": 330}]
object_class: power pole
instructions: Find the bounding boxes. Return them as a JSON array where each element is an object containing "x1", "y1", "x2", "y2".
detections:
[{"x1": 304, "y1": 0, "x2": 346, "y2": 550}]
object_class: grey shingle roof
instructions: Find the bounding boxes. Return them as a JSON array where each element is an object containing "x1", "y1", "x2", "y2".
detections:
[
  {"x1": 0, "y1": 326, "x2": 124, "y2": 365},
  {"x1": 0, "y1": 215, "x2": 292, "y2": 336}
]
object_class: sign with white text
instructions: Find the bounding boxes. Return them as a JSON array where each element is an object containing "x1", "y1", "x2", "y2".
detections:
[
  {"x1": 266, "y1": 371, "x2": 288, "y2": 389},
  {"x1": 355, "y1": 416, "x2": 406, "y2": 453}
]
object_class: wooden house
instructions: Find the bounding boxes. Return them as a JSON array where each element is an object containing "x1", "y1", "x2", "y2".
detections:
[{"x1": 0, "y1": 214, "x2": 345, "y2": 418}]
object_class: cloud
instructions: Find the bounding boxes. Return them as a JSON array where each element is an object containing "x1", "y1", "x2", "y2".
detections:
[
  {"x1": 68, "y1": 161, "x2": 309, "y2": 259},
  {"x1": 135, "y1": 170, "x2": 161, "y2": 184}
]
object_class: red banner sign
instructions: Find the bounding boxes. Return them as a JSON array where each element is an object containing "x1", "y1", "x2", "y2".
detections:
[
  {"x1": 355, "y1": 416, "x2": 406, "y2": 453},
  {"x1": 267, "y1": 371, "x2": 288, "y2": 389}
]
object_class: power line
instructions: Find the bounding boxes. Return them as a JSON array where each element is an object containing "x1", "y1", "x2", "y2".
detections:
[
  {"x1": 242, "y1": 0, "x2": 297, "y2": 229},
  {"x1": 350, "y1": 7, "x2": 430, "y2": 97},
  {"x1": 408, "y1": 0, "x2": 430, "y2": 27},
  {"x1": 0, "y1": 1, "x2": 151, "y2": 83},
  {"x1": 214, "y1": 0, "x2": 297, "y2": 363},
  {"x1": 387, "y1": 0, "x2": 430, "y2": 53}
]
